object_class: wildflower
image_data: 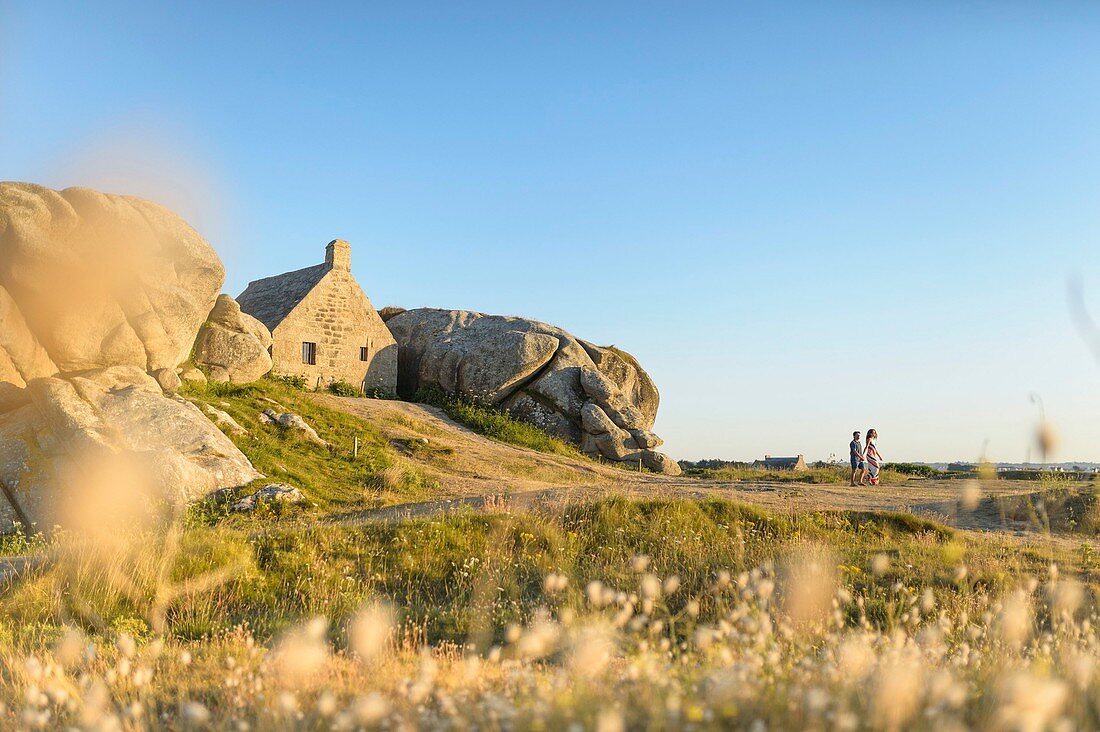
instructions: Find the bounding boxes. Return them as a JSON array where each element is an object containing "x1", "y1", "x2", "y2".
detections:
[
  {"x1": 53, "y1": 627, "x2": 84, "y2": 668},
  {"x1": 278, "y1": 691, "x2": 299, "y2": 715},
  {"x1": 1066, "y1": 651, "x2": 1094, "y2": 691},
  {"x1": 1050, "y1": 579, "x2": 1083, "y2": 619},
  {"x1": 694, "y1": 626, "x2": 717, "y2": 650},
  {"x1": 870, "y1": 655, "x2": 924, "y2": 731},
  {"x1": 779, "y1": 547, "x2": 837, "y2": 630},
  {"x1": 587, "y1": 580, "x2": 610, "y2": 608},
  {"x1": 180, "y1": 701, "x2": 210, "y2": 728},
  {"x1": 999, "y1": 590, "x2": 1032, "y2": 648},
  {"x1": 271, "y1": 616, "x2": 330, "y2": 688},
  {"x1": 348, "y1": 602, "x2": 395, "y2": 662},
  {"x1": 78, "y1": 681, "x2": 111, "y2": 728},
  {"x1": 544, "y1": 572, "x2": 569, "y2": 594},
  {"x1": 596, "y1": 708, "x2": 625, "y2": 732},
  {"x1": 837, "y1": 636, "x2": 875, "y2": 681},
  {"x1": 631, "y1": 555, "x2": 651, "y2": 573},
  {"x1": 993, "y1": 673, "x2": 1067, "y2": 732},
  {"x1": 570, "y1": 624, "x2": 615, "y2": 677},
  {"x1": 516, "y1": 618, "x2": 559, "y2": 660}
]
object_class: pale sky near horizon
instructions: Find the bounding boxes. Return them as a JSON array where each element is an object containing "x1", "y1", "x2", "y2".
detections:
[{"x1": 3, "y1": 2, "x2": 1100, "y2": 464}]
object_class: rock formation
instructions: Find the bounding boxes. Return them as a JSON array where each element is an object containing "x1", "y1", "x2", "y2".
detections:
[
  {"x1": 0, "y1": 183, "x2": 261, "y2": 530},
  {"x1": 0, "y1": 183, "x2": 224, "y2": 381},
  {"x1": 259, "y1": 409, "x2": 327, "y2": 446},
  {"x1": 0, "y1": 367, "x2": 261, "y2": 527},
  {"x1": 385, "y1": 308, "x2": 680, "y2": 475},
  {"x1": 231, "y1": 483, "x2": 304, "y2": 512},
  {"x1": 193, "y1": 294, "x2": 273, "y2": 383},
  {"x1": 378, "y1": 306, "x2": 406, "y2": 322}
]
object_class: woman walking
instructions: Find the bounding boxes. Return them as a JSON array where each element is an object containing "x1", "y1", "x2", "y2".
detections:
[{"x1": 861, "y1": 428, "x2": 884, "y2": 485}]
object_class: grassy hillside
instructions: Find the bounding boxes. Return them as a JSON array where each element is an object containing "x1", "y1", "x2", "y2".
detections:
[{"x1": 181, "y1": 377, "x2": 441, "y2": 513}]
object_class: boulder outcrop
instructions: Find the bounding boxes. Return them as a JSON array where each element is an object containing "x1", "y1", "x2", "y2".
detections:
[
  {"x1": 0, "y1": 183, "x2": 261, "y2": 530},
  {"x1": 385, "y1": 308, "x2": 679, "y2": 475},
  {"x1": 0, "y1": 183, "x2": 224, "y2": 380},
  {"x1": 193, "y1": 294, "x2": 273, "y2": 383},
  {"x1": 259, "y1": 409, "x2": 327, "y2": 446},
  {"x1": 231, "y1": 483, "x2": 304, "y2": 512},
  {"x1": 0, "y1": 366, "x2": 261, "y2": 529}
]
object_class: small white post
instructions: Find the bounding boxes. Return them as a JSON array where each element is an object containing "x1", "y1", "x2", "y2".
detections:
[{"x1": 353, "y1": 435, "x2": 359, "y2": 459}]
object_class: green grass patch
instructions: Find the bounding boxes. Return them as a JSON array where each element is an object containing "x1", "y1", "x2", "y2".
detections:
[
  {"x1": 2, "y1": 494, "x2": 1091, "y2": 648},
  {"x1": 414, "y1": 387, "x2": 588, "y2": 459},
  {"x1": 179, "y1": 377, "x2": 438, "y2": 517}
]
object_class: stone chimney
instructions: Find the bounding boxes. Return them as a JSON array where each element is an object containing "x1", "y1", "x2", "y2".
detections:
[{"x1": 325, "y1": 239, "x2": 351, "y2": 271}]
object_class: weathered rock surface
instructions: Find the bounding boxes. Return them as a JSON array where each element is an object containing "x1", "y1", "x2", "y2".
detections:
[
  {"x1": 378, "y1": 306, "x2": 406, "y2": 323},
  {"x1": 152, "y1": 367, "x2": 182, "y2": 394},
  {"x1": 193, "y1": 294, "x2": 273, "y2": 383},
  {"x1": 203, "y1": 404, "x2": 248, "y2": 436},
  {"x1": 231, "y1": 483, "x2": 304, "y2": 512},
  {"x1": 386, "y1": 308, "x2": 680, "y2": 475},
  {"x1": 178, "y1": 365, "x2": 207, "y2": 383},
  {"x1": 0, "y1": 182, "x2": 224, "y2": 379},
  {"x1": 0, "y1": 367, "x2": 262, "y2": 529},
  {"x1": 0, "y1": 183, "x2": 262, "y2": 530},
  {"x1": 260, "y1": 409, "x2": 327, "y2": 446}
]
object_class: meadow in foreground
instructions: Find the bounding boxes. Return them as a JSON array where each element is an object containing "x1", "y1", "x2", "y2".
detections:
[{"x1": 0, "y1": 487, "x2": 1098, "y2": 729}]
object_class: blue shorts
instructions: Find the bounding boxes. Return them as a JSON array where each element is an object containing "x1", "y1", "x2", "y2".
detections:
[{"x1": 851, "y1": 457, "x2": 860, "y2": 470}]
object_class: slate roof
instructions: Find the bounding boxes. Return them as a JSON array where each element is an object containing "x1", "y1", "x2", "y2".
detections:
[{"x1": 236, "y1": 263, "x2": 329, "y2": 332}]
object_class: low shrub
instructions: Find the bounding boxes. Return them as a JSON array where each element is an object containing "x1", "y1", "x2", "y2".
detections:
[
  {"x1": 890, "y1": 462, "x2": 943, "y2": 478},
  {"x1": 327, "y1": 380, "x2": 361, "y2": 397},
  {"x1": 413, "y1": 387, "x2": 585, "y2": 458},
  {"x1": 269, "y1": 373, "x2": 308, "y2": 390}
]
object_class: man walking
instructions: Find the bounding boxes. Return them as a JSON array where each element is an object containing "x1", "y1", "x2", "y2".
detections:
[{"x1": 849, "y1": 431, "x2": 864, "y2": 486}]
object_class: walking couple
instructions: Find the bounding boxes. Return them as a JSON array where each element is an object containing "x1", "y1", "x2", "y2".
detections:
[{"x1": 849, "y1": 429, "x2": 883, "y2": 486}]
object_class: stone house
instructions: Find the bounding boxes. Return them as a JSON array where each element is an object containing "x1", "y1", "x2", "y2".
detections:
[
  {"x1": 751, "y1": 454, "x2": 807, "y2": 471},
  {"x1": 237, "y1": 240, "x2": 397, "y2": 393}
]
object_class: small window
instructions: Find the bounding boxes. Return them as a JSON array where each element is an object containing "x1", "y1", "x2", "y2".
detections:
[
  {"x1": 302, "y1": 342, "x2": 317, "y2": 365},
  {"x1": 359, "y1": 346, "x2": 369, "y2": 362}
]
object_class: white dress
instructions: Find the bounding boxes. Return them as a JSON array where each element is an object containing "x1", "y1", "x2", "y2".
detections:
[{"x1": 865, "y1": 441, "x2": 882, "y2": 478}]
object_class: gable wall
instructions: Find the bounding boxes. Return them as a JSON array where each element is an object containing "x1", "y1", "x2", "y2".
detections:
[{"x1": 270, "y1": 268, "x2": 397, "y2": 392}]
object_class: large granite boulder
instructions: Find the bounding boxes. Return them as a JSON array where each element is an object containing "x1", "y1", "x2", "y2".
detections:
[
  {"x1": 0, "y1": 367, "x2": 261, "y2": 530},
  {"x1": 0, "y1": 183, "x2": 261, "y2": 530},
  {"x1": 0, "y1": 183, "x2": 224, "y2": 379},
  {"x1": 193, "y1": 294, "x2": 273, "y2": 383},
  {"x1": 386, "y1": 308, "x2": 680, "y2": 475}
]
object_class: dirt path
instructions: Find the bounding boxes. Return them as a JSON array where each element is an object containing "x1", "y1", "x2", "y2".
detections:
[{"x1": 315, "y1": 395, "x2": 1092, "y2": 538}]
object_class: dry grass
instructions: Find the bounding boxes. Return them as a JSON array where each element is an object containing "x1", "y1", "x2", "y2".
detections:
[{"x1": 1, "y1": 489, "x2": 1100, "y2": 728}]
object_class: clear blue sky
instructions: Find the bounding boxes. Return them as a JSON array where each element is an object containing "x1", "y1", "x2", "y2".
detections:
[{"x1": 4, "y1": 2, "x2": 1100, "y2": 463}]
